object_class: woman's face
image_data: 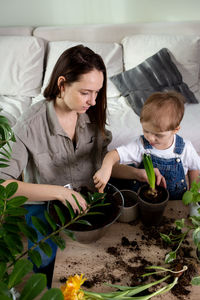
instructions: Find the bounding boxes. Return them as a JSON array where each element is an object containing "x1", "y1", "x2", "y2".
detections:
[{"x1": 58, "y1": 69, "x2": 104, "y2": 113}]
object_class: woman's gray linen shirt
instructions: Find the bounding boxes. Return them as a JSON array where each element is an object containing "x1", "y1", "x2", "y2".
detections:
[{"x1": 0, "y1": 100, "x2": 112, "y2": 188}]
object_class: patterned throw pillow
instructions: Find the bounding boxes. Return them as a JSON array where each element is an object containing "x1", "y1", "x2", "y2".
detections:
[{"x1": 110, "y1": 48, "x2": 198, "y2": 116}]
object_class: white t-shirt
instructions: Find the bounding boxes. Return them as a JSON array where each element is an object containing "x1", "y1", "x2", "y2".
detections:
[{"x1": 117, "y1": 135, "x2": 200, "y2": 175}]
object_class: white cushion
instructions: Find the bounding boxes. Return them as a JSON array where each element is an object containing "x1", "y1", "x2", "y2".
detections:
[
  {"x1": 0, "y1": 95, "x2": 32, "y2": 127},
  {"x1": 42, "y1": 40, "x2": 123, "y2": 98},
  {"x1": 122, "y1": 34, "x2": 200, "y2": 101},
  {"x1": 0, "y1": 36, "x2": 45, "y2": 97}
]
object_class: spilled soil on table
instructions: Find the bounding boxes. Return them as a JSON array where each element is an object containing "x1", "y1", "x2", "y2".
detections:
[{"x1": 59, "y1": 209, "x2": 199, "y2": 300}]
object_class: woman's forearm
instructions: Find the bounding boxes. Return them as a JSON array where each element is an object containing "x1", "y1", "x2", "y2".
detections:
[
  {"x1": 2, "y1": 179, "x2": 87, "y2": 211},
  {"x1": 2, "y1": 179, "x2": 63, "y2": 202}
]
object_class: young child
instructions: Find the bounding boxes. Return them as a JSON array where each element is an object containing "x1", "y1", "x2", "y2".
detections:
[{"x1": 93, "y1": 91, "x2": 200, "y2": 200}]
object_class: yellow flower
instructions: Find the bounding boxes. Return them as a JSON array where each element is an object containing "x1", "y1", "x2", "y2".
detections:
[{"x1": 61, "y1": 274, "x2": 86, "y2": 300}]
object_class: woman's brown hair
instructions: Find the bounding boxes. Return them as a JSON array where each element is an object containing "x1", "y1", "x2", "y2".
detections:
[{"x1": 44, "y1": 45, "x2": 107, "y2": 134}]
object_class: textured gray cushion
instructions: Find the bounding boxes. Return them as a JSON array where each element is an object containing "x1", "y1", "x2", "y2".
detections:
[{"x1": 110, "y1": 48, "x2": 198, "y2": 116}]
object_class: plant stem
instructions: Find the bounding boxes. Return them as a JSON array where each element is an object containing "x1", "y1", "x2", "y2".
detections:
[{"x1": 7, "y1": 205, "x2": 91, "y2": 268}]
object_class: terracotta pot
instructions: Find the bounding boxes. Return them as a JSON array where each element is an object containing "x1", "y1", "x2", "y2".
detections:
[
  {"x1": 117, "y1": 190, "x2": 139, "y2": 223},
  {"x1": 137, "y1": 185, "x2": 169, "y2": 226}
]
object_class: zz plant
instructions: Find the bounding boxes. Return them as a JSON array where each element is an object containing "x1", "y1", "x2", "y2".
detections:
[{"x1": 0, "y1": 114, "x2": 107, "y2": 299}]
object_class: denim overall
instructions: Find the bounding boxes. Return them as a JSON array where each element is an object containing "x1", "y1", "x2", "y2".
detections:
[
  {"x1": 109, "y1": 134, "x2": 187, "y2": 200},
  {"x1": 140, "y1": 134, "x2": 187, "y2": 200}
]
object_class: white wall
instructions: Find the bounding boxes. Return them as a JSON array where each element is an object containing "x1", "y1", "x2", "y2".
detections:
[{"x1": 0, "y1": 0, "x2": 200, "y2": 26}]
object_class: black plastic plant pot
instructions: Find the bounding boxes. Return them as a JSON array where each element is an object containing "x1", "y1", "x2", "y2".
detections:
[{"x1": 137, "y1": 185, "x2": 169, "y2": 226}]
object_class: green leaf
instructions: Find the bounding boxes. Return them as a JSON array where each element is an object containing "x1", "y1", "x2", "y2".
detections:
[
  {"x1": 5, "y1": 182, "x2": 18, "y2": 198},
  {"x1": 0, "y1": 185, "x2": 6, "y2": 200},
  {"x1": 0, "y1": 281, "x2": 10, "y2": 297},
  {"x1": 3, "y1": 223, "x2": 21, "y2": 234},
  {"x1": 63, "y1": 229, "x2": 75, "y2": 240},
  {"x1": 28, "y1": 249, "x2": 42, "y2": 269},
  {"x1": 38, "y1": 241, "x2": 52, "y2": 257},
  {"x1": 51, "y1": 235, "x2": 66, "y2": 250},
  {"x1": 190, "y1": 216, "x2": 200, "y2": 227},
  {"x1": 31, "y1": 216, "x2": 48, "y2": 236},
  {"x1": 191, "y1": 276, "x2": 200, "y2": 285},
  {"x1": 0, "y1": 242, "x2": 13, "y2": 262},
  {"x1": 3, "y1": 233, "x2": 23, "y2": 256},
  {"x1": 44, "y1": 210, "x2": 57, "y2": 231},
  {"x1": 175, "y1": 219, "x2": 185, "y2": 230},
  {"x1": 20, "y1": 273, "x2": 46, "y2": 300},
  {"x1": 40, "y1": 288, "x2": 64, "y2": 300},
  {"x1": 192, "y1": 228, "x2": 200, "y2": 247},
  {"x1": 5, "y1": 216, "x2": 25, "y2": 223},
  {"x1": 165, "y1": 251, "x2": 176, "y2": 264},
  {"x1": 18, "y1": 223, "x2": 38, "y2": 243},
  {"x1": 6, "y1": 207, "x2": 28, "y2": 216},
  {"x1": 0, "y1": 163, "x2": 10, "y2": 168},
  {"x1": 160, "y1": 233, "x2": 172, "y2": 244},
  {"x1": 7, "y1": 196, "x2": 27, "y2": 207},
  {"x1": 182, "y1": 190, "x2": 193, "y2": 205},
  {"x1": 72, "y1": 194, "x2": 83, "y2": 212},
  {"x1": 53, "y1": 204, "x2": 66, "y2": 226},
  {"x1": 85, "y1": 212, "x2": 104, "y2": 216},
  {"x1": 65, "y1": 201, "x2": 75, "y2": 219},
  {"x1": 8, "y1": 259, "x2": 33, "y2": 288},
  {"x1": 143, "y1": 153, "x2": 155, "y2": 190},
  {"x1": 0, "y1": 262, "x2": 6, "y2": 280},
  {"x1": 75, "y1": 219, "x2": 92, "y2": 226}
]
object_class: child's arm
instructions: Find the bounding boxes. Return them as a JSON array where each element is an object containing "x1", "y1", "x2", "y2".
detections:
[
  {"x1": 188, "y1": 170, "x2": 200, "y2": 188},
  {"x1": 93, "y1": 149, "x2": 120, "y2": 192},
  {"x1": 112, "y1": 164, "x2": 167, "y2": 188}
]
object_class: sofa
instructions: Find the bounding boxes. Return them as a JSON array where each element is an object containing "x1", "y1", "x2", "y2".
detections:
[{"x1": 1, "y1": 21, "x2": 200, "y2": 155}]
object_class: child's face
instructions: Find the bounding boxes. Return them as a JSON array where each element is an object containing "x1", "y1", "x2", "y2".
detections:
[{"x1": 142, "y1": 122, "x2": 179, "y2": 150}]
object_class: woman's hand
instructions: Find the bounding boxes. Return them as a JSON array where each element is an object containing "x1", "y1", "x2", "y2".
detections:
[{"x1": 57, "y1": 187, "x2": 88, "y2": 213}]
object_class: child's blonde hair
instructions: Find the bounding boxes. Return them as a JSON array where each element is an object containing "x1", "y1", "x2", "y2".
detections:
[{"x1": 140, "y1": 91, "x2": 185, "y2": 131}]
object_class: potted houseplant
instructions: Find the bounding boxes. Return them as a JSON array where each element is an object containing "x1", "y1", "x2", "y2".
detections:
[
  {"x1": 48, "y1": 183, "x2": 124, "y2": 243},
  {"x1": 182, "y1": 180, "x2": 200, "y2": 217},
  {"x1": 0, "y1": 114, "x2": 110, "y2": 299},
  {"x1": 137, "y1": 154, "x2": 169, "y2": 226},
  {"x1": 182, "y1": 181, "x2": 200, "y2": 261}
]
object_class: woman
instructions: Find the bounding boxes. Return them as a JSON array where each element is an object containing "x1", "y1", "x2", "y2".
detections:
[{"x1": 0, "y1": 45, "x2": 164, "y2": 287}]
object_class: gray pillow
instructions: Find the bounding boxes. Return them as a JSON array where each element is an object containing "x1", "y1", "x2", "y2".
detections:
[{"x1": 110, "y1": 48, "x2": 198, "y2": 116}]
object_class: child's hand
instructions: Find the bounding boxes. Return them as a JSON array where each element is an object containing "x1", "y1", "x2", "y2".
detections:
[
  {"x1": 154, "y1": 168, "x2": 167, "y2": 188},
  {"x1": 93, "y1": 168, "x2": 112, "y2": 193},
  {"x1": 136, "y1": 168, "x2": 167, "y2": 189}
]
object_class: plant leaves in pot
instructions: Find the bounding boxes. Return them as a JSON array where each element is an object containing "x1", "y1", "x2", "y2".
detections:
[
  {"x1": 137, "y1": 154, "x2": 169, "y2": 226},
  {"x1": 48, "y1": 182, "x2": 124, "y2": 243}
]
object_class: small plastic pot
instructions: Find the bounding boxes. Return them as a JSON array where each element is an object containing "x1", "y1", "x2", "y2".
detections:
[
  {"x1": 117, "y1": 190, "x2": 139, "y2": 223},
  {"x1": 137, "y1": 185, "x2": 169, "y2": 226}
]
